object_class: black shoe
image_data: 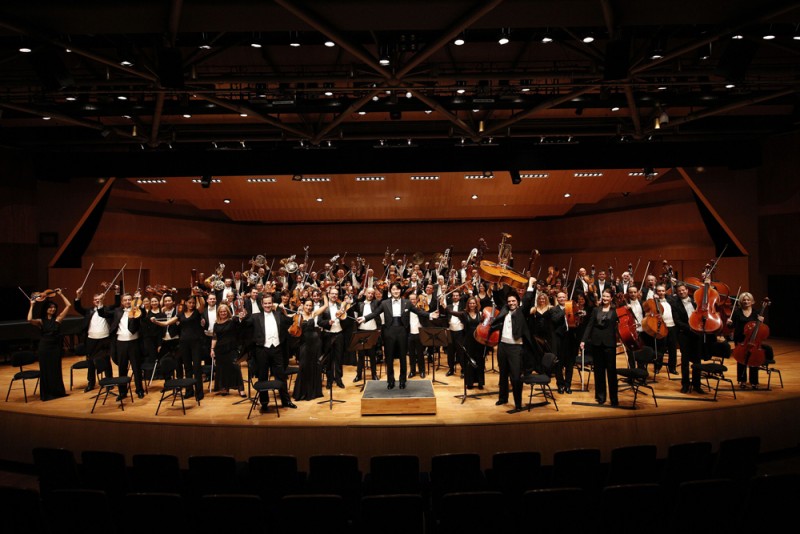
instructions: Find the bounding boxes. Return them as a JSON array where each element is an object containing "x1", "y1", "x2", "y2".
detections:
[
  {"x1": 353, "y1": 375, "x2": 362, "y2": 383},
  {"x1": 259, "y1": 404, "x2": 269, "y2": 413},
  {"x1": 565, "y1": 387, "x2": 572, "y2": 394},
  {"x1": 371, "y1": 374, "x2": 379, "y2": 381},
  {"x1": 496, "y1": 400, "x2": 508, "y2": 406},
  {"x1": 399, "y1": 381, "x2": 406, "y2": 389},
  {"x1": 557, "y1": 386, "x2": 564, "y2": 394},
  {"x1": 137, "y1": 391, "x2": 145, "y2": 399},
  {"x1": 508, "y1": 406, "x2": 524, "y2": 414},
  {"x1": 420, "y1": 371, "x2": 426, "y2": 378},
  {"x1": 326, "y1": 382, "x2": 333, "y2": 389},
  {"x1": 693, "y1": 386, "x2": 707, "y2": 394},
  {"x1": 387, "y1": 380, "x2": 395, "y2": 390},
  {"x1": 477, "y1": 384, "x2": 484, "y2": 390},
  {"x1": 445, "y1": 369, "x2": 455, "y2": 376},
  {"x1": 408, "y1": 372, "x2": 416, "y2": 378},
  {"x1": 596, "y1": 397, "x2": 606, "y2": 405},
  {"x1": 680, "y1": 385, "x2": 691, "y2": 393},
  {"x1": 116, "y1": 394, "x2": 126, "y2": 401},
  {"x1": 336, "y1": 380, "x2": 345, "y2": 389},
  {"x1": 84, "y1": 385, "x2": 94, "y2": 393},
  {"x1": 610, "y1": 400, "x2": 619, "y2": 407},
  {"x1": 282, "y1": 401, "x2": 298, "y2": 409}
]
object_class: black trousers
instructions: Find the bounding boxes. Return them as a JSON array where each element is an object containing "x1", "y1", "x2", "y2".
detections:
[
  {"x1": 114, "y1": 339, "x2": 142, "y2": 396},
  {"x1": 640, "y1": 327, "x2": 677, "y2": 369},
  {"x1": 498, "y1": 342, "x2": 523, "y2": 409},
  {"x1": 677, "y1": 328, "x2": 702, "y2": 387},
  {"x1": 382, "y1": 324, "x2": 408, "y2": 383},
  {"x1": 177, "y1": 338, "x2": 204, "y2": 399},
  {"x1": 254, "y1": 344, "x2": 291, "y2": 405},
  {"x1": 323, "y1": 331, "x2": 345, "y2": 383},
  {"x1": 355, "y1": 329, "x2": 379, "y2": 379},
  {"x1": 446, "y1": 329, "x2": 465, "y2": 371},
  {"x1": 592, "y1": 343, "x2": 618, "y2": 403},
  {"x1": 84, "y1": 336, "x2": 111, "y2": 387},
  {"x1": 408, "y1": 333, "x2": 426, "y2": 375}
]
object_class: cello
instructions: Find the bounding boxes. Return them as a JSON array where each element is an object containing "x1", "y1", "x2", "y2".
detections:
[
  {"x1": 641, "y1": 295, "x2": 668, "y2": 339},
  {"x1": 474, "y1": 301, "x2": 500, "y2": 347},
  {"x1": 616, "y1": 304, "x2": 643, "y2": 352},
  {"x1": 689, "y1": 267, "x2": 723, "y2": 335},
  {"x1": 731, "y1": 297, "x2": 771, "y2": 368}
]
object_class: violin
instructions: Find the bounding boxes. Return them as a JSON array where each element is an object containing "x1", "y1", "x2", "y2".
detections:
[
  {"x1": 336, "y1": 298, "x2": 352, "y2": 320},
  {"x1": 731, "y1": 297, "x2": 770, "y2": 368},
  {"x1": 288, "y1": 312, "x2": 302, "y2": 337},
  {"x1": 417, "y1": 294, "x2": 430, "y2": 312},
  {"x1": 129, "y1": 292, "x2": 143, "y2": 319},
  {"x1": 642, "y1": 297, "x2": 668, "y2": 339},
  {"x1": 31, "y1": 288, "x2": 65, "y2": 301},
  {"x1": 474, "y1": 304, "x2": 500, "y2": 347},
  {"x1": 689, "y1": 268, "x2": 723, "y2": 334},
  {"x1": 564, "y1": 299, "x2": 581, "y2": 328},
  {"x1": 545, "y1": 266, "x2": 558, "y2": 286}
]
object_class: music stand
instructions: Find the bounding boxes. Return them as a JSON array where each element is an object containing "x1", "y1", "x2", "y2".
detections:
[
  {"x1": 317, "y1": 343, "x2": 346, "y2": 410},
  {"x1": 419, "y1": 327, "x2": 450, "y2": 385},
  {"x1": 348, "y1": 330, "x2": 381, "y2": 392}
]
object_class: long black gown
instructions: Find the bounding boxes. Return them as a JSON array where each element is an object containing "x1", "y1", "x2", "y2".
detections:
[
  {"x1": 292, "y1": 319, "x2": 324, "y2": 401},
  {"x1": 37, "y1": 317, "x2": 67, "y2": 401},
  {"x1": 213, "y1": 320, "x2": 244, "y2": 390}
]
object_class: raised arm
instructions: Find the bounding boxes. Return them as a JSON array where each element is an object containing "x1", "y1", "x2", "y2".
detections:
[{"x1": 55, "y1": 289, "x2": 72, "y2": 322}]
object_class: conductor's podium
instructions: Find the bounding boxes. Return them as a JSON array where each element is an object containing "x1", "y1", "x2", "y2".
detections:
[{"x1": 361, "y1": 380, "x2": 437, "y2": 415}]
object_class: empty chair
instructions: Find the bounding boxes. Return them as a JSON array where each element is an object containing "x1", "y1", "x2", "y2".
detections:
[
  {"x1": 279, "y1": 494, "x2": 348, "y2": 534},
  {"x1": 430, "y1": 453, "x2": 485, "y2": 515},
  {"x1": 5, "y1": 350, "x2": 40, "y2": 402},
  {"x1": 606, "y1": 444, "x2": 659, "y2": 485},
  {"x1": 91, "y1": 356, "x2": 133, "y2": 413},
  {"x1": 485, "y1": 451, "x2": 544, "y2": 497},
  {"x1": 69, "y1": 344, "x2": 92, "y2": 391},
  {"x1": 247, "y1": 379, "x2": 282, "y2": 419},
  {"x1": 32, "y1": 447, "x2": 80, "y2": 496},
  {"x1": 365, "y1": 454, "x2": 423, "y2": 495},
  {"x1": 522, "y1": 487, "x2": 589, "y2": 531},
  {"x1": 122, "y1": 493, "x2": 186, "y2": 533},
  {"x1": 43, "y1": 489, "x2": 116, "y2": 534},
  {"x1": 437, "y1": 491, "x2": 508, "y2": 534},
  {"x1": 600, "y1": 483, "x2": 665, "y2": 534},
  {"x1": 697, "y1": 359, "x2": 737, "y2": 400},
  {"x1": 0, "y1": 485, "x2": 45, "y2": 534},
  {"x1": 661, "y1": 441, "x2": 713, "y2": 490},
  {"x1": 307, "y1": 454, "x2": 362, "y2": 518},
  {"x1": 187, "y1": 455, "x2": 238, "y2": 497},
  {"x1": 522, "y1": 352, "x2": 559, "y2": 411},
  {"x1": 551, "y1": 448, "x2": 603, "y2": 493},
  {"x1": 674, "y1": 478, "x2": 738, "y2": 533},
  {"x1": 616, "y1": 347, "x2": 658, "y2": 408},
  {"x1": 359, "y1": 494, "x2": 425, "y2": 534},
  {"x1": 80, "y1": 450, "x2": 129, "y2": 497},
  {"x1": 246, "y1": 455, "x2": 305, "y2": 505},
  {"x1": 712, "y1": 436, "x2": 760, "y2": 483},
  {"x1": 155, "y1": 356, "x2": 199, "y2": 415},
  {"x1": 200, "y1": 494, "x2": 264, "y2": 530},
  {"x1": 131, "y1": 454, "x2": 184, "y2": 494}
]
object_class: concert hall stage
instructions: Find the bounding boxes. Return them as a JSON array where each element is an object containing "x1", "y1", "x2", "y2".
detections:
[{"x1": 1, "y1": 339, "x2": 798, "y2": 472}]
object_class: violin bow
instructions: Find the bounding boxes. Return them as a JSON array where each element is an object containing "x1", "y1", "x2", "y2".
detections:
[
  {"x1": 18, "y1": 286, "x2": 32, "y2": 301},
  {"x1": 78, "y1": 262, "x2": 94, "y2": 292},
  {"x1": 101, "y1": 264, "x2": 127, "y2": 299},
  {"x1": 706, "y1": 243, "x2": 728, "y2": 277},
  {"x1": 135, "y1": 262, "x2": 142, "y2": 293},
  {"x1": 639, "y1": 260, "x2": 651, "y2": 290},
  {"x1": 569, "y1": 270, "x2": 579, "y2": 301}
]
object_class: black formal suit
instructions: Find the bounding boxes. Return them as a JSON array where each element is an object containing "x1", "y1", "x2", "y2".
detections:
[
  {"x1": 250, "y1": 309, "x2": 292, "y2": 405},
  {"x1": 489, "y1": 288, "x2": 536, "y2": 410},
  {"x1": 318, "y1": 301, "x2": 354, "y2": 386},
  {"x1": 73, "y1": 293, "x2": 120, "y2": 388},
  {"x1": 547, "y1": 305, "x2": 572, "y2": 389},
  {"x1": 442, "y1": 301, "x2": 466, "y2": 373},
  {"x1": 353, "y1": 300, "x2": 382, "y2": 380},
  {"x1": 582, "y1": 306, "x2": 619, "y2": 404},
  {"x1": 361, "y1": 297, "x2": 432, "y2": 387},
  {"x1": 669, "y1": 295, "x2": 702, "y2": 388},
  {"x1": 97, "y1": 306, "x2": 143, "y2": 396}
]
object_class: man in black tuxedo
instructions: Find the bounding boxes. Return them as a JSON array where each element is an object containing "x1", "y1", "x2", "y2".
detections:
[
  {"x1": 489, "y1": 277, "x2": 537, "y2": 413},
  {"x1": 250, "y1": 295, "x2": 296, "y2": 410},
  {"x1": 358, "y1": 282, "x2": 439, "y2": 389},
  {"x1": 353, "y1": 287, "x2": 382, "y2": 382},
  {"x1": 98, "y1": 292, "x2": 144, "y2": 399},
  {"x1": 74, "y1": 287, "x2": 119, "y2": 391},
  {"x1": 318, "y1": 287, "x2": 353, "y2": 389},
  {"x1": 669, "y1": 282, "x2": 705, "y2": 394}
]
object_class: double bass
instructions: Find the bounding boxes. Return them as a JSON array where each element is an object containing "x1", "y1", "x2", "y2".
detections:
[
  {"x1": 731, "y1": 298, "x2": 771, "y2": 368},
  {"x1": 477, "y1": 233, "x2": 529, "y2": 289}
]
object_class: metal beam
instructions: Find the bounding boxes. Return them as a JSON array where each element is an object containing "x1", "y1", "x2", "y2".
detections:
[{"x1": 196, "y1": 93, "x2": 311, "y2": 139}]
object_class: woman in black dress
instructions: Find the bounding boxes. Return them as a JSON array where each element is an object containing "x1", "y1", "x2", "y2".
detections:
[
  {"x1": 27, "y1": 289, "x2": 72, "y2": 401},
  {"x1": 292, "y1": 296, "x2": 328, "y2": 401},
  {"x1": 727, "y1": 291, "x2": 774, "y2": 389},
  {"x1": 527, "y1": 291, "x2": 552, "y2": 374},
  {"x1": 210, "y1": 303, "x2": 246, "y2": 397},
  {"x1": 447, "y1": 296, "x2": 486, "y2": 389},
  {"x1": 153, "y1": 294, "x2": 206, "y2": 400}
]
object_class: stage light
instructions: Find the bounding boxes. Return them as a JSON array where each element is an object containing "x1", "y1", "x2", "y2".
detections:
[
  {"x1": 510, "y1": 169, "x2": 521, "y2": 184},
  {"x1": 200, "y1": 175, "x2": 212, "y2": 188}
]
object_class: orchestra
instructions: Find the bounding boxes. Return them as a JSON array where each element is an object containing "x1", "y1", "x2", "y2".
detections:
[{"x1": 20, "y1": 234, "x2": 776, "y2": 415}]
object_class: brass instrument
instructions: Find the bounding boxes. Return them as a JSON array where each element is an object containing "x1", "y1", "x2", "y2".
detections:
[
  {"x1": 411, "y1": 251, "x2": 425, "y2": 266},
  {"x1": 281, "y1": 255, "x2": 298, "y2": 273}
]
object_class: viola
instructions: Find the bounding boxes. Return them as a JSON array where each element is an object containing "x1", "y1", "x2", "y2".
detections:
[
  {"x1": 642, "y1": 298, "x2": 668, "y2": 339},
  {"x1": 731, "y1": 297, "x2": 770, "y2": 368},
  {"x1": 689, "y1": 276, "x2": 723, "y2": 334},
  {"x1": 474, "y1": 304, "x2": 500, "y2": 347},
  {"x1": 31, "y1": 288, "x2": 64, "y2": 301},
  {"x1": 616, "y1": 305, "x2": 643, "y2": 352}
]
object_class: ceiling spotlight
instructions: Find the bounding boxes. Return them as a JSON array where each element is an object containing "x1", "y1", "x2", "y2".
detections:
[
  {"x1": 394, "y1": 196, "x2": 401, "y2": 201},
  {"x1": 372, "y1": 95, "x2": 379, "y2": 101},
  {"x1": 405, "y1": 91, "x2": 412, "y2": 99},
  {"x1": 358, "y1": 111, "x2": 366, "y2": 115},
  {"x1": 643, "y1": 167, "x2": 657, "y2": 180},
  {"x1": 424, "y1": 109, "x2": 432, "y2": 114},
  {"x1": 316, "y1": 197, "x2": 323, "y2": 202},
  {"x1": 66, "y1": 96, "x2": 77, "y2": 101},
  {"x1": 198, "y1": 33, "x2": 212, "y2": 50},
  {"x1": 731, "y1": 33, "x2": 744, "y2": 40},
  {"x1": 650, "y1": 48, "x2": 664, "y2": 60},
  {"x1": 698, "y1": 43, "x2": 712, "y2": 60},
  {"x1": 762, "y1": 26, "x2": 776, "y2": 40},
  {"x1": 454, "y1": 33, "x2": 465, "y2": 46},
  {"x1": 498, "y1": 28, "x2": 510, "y2": 45},
  {"x1": 725, "y1": 83, "x2": 736, "y2": 89},
  {"x1": 471, "y1": 195, "x2": 479, "y2": 200},
  {"x1": 654, "y1": 116, "x2": 661, "y2": 129},
  {"x1": 483, "y1": 170, "x2": 494, "y2": 178},
  {"x1": 564, "y1": 193, "x2": 571, "y2": 198},
  {"x1": 120, "y1": 59, "x2": 134, "y2": 67},
  {"x1": 240, "y1": 113, "x2": 248, "y2": 117},
  {"x1": 379, "y1": 54, "x2": 390, "y2": 66},
  {"x1": 289, "y1": 31, "x2": 301, "y2": 47},
  {"x1": 324, "y1": 40, "x2": 335, "y2": 47},
  {"x1": 223, "y1": 198, "x2": 231, "y2": 204},
  {"x1": 42, "y1": 116, "x2": 52, "y2": 121},
  {"x1": 117, "y1": 95, "x2": 127, "y2": 100},
  {"x1": 541, "y1": 31, "x2": 553, "y2": 44},
  {"x1": 19, "y1": 46, "x2": 32, "y2": 53},
  {"x1": 183, "y1": 114, "x2": 191, "y2": 118},
  {"x1": 250, "y1": 35, "x2": 262, "y2": 48},
  {"x1": 611, "y1": 106, "x2": 620, "y2": 111},
  {"x1": 582, "y1": 33, "x2": 595, "y2": 44},
  {"x1": 200, "y1": 175, "x2": 212, "y2": 188},
  {"x1": 794, "y1": 25, "x2": 800, "y2": 40}
]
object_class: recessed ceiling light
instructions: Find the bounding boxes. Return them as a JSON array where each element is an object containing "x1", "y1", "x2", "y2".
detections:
[
  {"x1": 19, "y1": 46, "x2": 32, "y2": 53},
  {"x1": 117, "y1": 95, "x2": 128, "y2": 100},
  {"x1": 240, "y1": 113, "x2": 248, "y2": 117},
  {"x1": 358, "y1": 111, "x2": 366, "y2": 115},
  {"x1": 471, "y1": 194, "x2": 478, "y2": 200},
  {"x1": 183, "y1": 114, "x2": 191, "y2": 118},
  {"x1": 564, "y1": 193, "x2": 571, "y2": 198},
  {"x1": 42, "y1": 116, "x2": 51, "y2": 120},
  {"x1": 394, "y1": 196, "x2": 401, "y2": 200},
  {"x1": 454, "y1": 37, "x2": 465, "y2": 46},
  {"x1": 424, "y1": 109, "x2": 432, "y2": 114},
  {"x1": 316, "y1": 197, "x2": 323, "y2": 202},
  {"x1": 731, "y1": 33, "x2": 744, "y2": 40},
  {"x1": 65, "y1": 96, "x2": 77, "y2": 101},
  {"x1": 324, "y1": 40, "x2": 335, "y2": 47},
  {"x1": 120, "y1": 60, "x2": 133, "y2": 67},
  {"x1": 725, "y1": 83, "x2": 736, "y2": 89},
  {"x1": 611, "y1": 106, "x2": 620, "y2": 111},
  {"x1": 223, "y1": 198, "x2": 231, "y2": 204}
]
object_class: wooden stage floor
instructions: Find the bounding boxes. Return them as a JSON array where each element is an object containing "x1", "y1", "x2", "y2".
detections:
[{"x1": 2, "y1": 339, "x2": 799, "y2": 471}]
